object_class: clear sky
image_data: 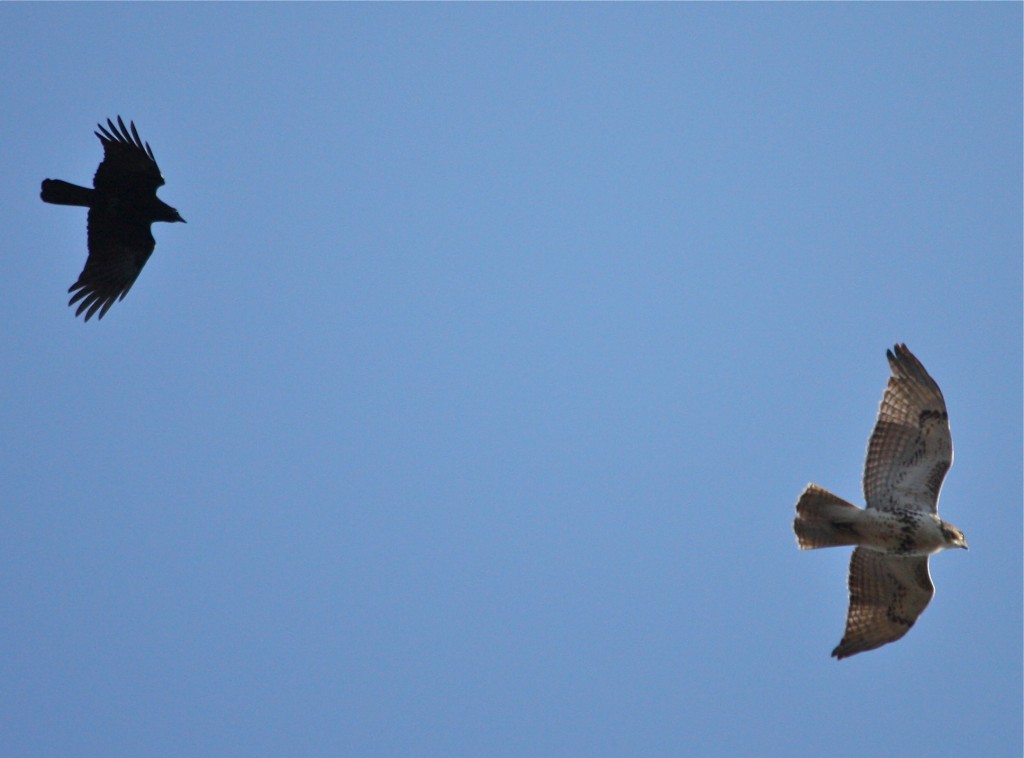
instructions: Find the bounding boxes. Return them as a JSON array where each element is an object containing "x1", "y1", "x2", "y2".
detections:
[{"x1": 1, "y1": 4, "x2": 1020, "y2": 756}]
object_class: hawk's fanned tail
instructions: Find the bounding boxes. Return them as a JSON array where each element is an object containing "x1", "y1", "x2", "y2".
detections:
[{"x1": 793, "y1": 484, "x2": 862, "y2": 550}]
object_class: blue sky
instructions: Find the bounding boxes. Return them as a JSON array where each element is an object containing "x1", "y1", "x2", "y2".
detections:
[{"x1": 1, "y1": 4, "x2": 1020, "y2": 756}]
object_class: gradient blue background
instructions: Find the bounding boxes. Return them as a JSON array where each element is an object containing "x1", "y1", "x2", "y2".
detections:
[{"x1": 2, "y1": 4, "x2": 1021, "y2": 756}]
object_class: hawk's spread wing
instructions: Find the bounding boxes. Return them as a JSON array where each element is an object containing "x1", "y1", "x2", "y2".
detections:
[
  {"x1": 832, "y1": 548, "x2": 934, "y2": 659},
  {"x1": 862, "y1": 344, "x2": 952, "y2": 514}
]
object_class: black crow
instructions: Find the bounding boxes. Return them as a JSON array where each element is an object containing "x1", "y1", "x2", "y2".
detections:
[{"x1": 41, "y1": 117, "x2": 185, "y2": 321}]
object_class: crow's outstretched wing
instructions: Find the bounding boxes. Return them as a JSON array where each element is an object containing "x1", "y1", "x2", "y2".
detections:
[
  {"x1": 69, "y1": 218, "x2": 155, "y2": 320},
  {"x1": 93, "y1": 116, "x2": 165, "y2": 195}
]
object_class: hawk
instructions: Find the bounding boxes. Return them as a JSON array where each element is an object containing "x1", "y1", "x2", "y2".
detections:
[
  {"x1": 793, "y1": 344, "x2": 967, "y2": 659},
  {"x1": 41, "y1": 117, "x2": 185, "y2": 321}
]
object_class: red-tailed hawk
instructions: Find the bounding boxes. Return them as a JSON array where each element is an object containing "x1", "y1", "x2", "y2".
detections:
[{"x1": 793, "y1": 344, "x2": 967, "y2": 659}]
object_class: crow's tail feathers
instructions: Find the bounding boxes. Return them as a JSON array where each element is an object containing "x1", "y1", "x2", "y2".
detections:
[
  {"x1": 40, "y1": 179, "x2": 93, "y2": 207},
  {"x1": 793, "y1": 484, "x2": 863, "y2": 549}
]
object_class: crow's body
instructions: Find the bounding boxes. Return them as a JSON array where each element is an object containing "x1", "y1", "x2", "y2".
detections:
[{"x1": 41, "y1": 117, "x2": 185, "y2": 321}]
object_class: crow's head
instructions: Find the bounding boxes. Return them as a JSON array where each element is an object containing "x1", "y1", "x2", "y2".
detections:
[{"x1": 156, "y1": 199, "x2": 186, "y2": 224}]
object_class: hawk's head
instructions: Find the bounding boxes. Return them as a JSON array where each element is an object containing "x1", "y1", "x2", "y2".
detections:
[{"x1": 940, "y1": 522, "x2": 968, "y2": 550}]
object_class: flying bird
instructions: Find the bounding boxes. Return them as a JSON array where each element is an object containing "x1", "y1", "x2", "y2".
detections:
[
  {"x1": 793, "y1": 344, "x2": 967, "y2": 659},
  {"x1": 41, "y1": 117, "x2": 185, "y2": 321}
]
